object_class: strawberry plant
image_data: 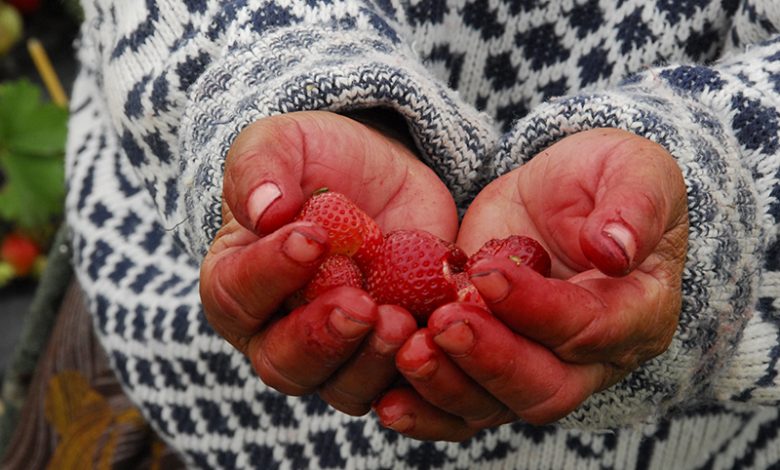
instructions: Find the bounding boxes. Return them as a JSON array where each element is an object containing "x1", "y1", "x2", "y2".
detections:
[
  {"x1": 0, "y1": 79, "x2": 67, "y2": 286},
  {"x1": 0, "y1": 79, "x2": 66, "y2": 231}
]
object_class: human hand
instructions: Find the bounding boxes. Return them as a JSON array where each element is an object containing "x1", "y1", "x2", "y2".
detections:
[
  {"x1": 200, "y1": 111, "x2": 459, "y2": 415},
  {"x1": 375, "y1": 128, "x2": 689, "y2": 440}
]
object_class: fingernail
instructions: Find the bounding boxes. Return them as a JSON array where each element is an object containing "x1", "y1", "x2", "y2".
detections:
[
  {"x1": 386, "y1": 414, "x2": 415, "y2": 433},
  {"x1": 469, "y1": 270, "x2": 510, "y2": 303},
  {"x1": 329, "y1": 307, "x2": 371, "y2": 339},
  {"x1": 283, "y1": 229, "x2": 327, "y2": 264},
  {"x1": 371, "y1": 335, "x2": 399, "y2": 356},
  {"x1": 404, "y1": 359, "x2": 438, "y2": 380},
  {"x1": 433, "y1": 321, "x2": 474, "y2": 356},
  {"x1": 602, "y1": 222, "x2": 636, "y2": 267},
  {"x1": 248, "y1": 182, "x2": 282, "y2": 229}
]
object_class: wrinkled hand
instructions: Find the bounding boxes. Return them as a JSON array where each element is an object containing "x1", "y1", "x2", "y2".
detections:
[
  {"x1": 200, "y1": 111, "x2": 459, "y2": 416},
  {"x1": 375, "y1": 128, "x2": 689, "y2": 440}
]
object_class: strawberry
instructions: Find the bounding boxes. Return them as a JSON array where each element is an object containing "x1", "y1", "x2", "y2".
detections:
[
  {"x1": 296, "y1": 190, "x2": 383, "y2": 268},
  {"x1": 1, "y1": 232, "x2": 41, "y2": 276},
  {"x1": 365, "y1": 229, "x2": 467, "y2": 321},
  {"x1": 466, "y1": 235, "x2": 551, "y2": 276},
  {"x1": 303, "y1": 254, "x2": 364, "y2": 302},
  {"x1": 7, "y1": 0, "x2": 41, "y2": 15}
]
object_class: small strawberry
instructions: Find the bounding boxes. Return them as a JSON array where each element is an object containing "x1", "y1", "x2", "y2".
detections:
[
  {"x1": 1, "y1": 232, "x2": 41, "y2": 276},
  {"x1": 7, "y1": 0, "x2": 41, "y2": 15},
  {"x1": 466, "y1": 235, "x2": 551, "y2": 276},
  {"x1": 296, "y1": 190, "x2": 383, "y2": 267},
  {"x1": 366, "y1": 229, "x2": 467, "y2": 321},
  {"x1": 303, "y1": 254, "x2": 364, "y2": 302}
]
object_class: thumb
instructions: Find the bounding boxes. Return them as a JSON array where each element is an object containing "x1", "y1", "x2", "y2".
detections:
[
  {"x1": 223, "y1": 115, "x2": 309, "y2": 236},
  {"x1": 579, "y1": 134, "x2": 687, "y2": 277}
]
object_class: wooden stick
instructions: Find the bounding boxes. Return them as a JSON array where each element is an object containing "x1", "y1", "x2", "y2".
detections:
[{"x1": 26, "y1": 38, "x2": 68, "y2": 108}]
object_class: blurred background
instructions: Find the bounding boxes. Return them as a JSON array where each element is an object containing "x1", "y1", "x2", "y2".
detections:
[{"x1": 0, "y1": 0, "x2": 81, "y2": 384}]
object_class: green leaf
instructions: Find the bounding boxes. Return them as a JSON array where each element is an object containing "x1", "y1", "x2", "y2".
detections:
[
  {"x1": 7, "y1": 103, "x2": 68, "y2": 156},
  {"x1": 0, "y1": 79, "x2": 67, "y2": 231},
  {"x1": 0, "y1": 80, "x2": 40, "y2": 140},
  {"x1": 0, "y1": 149, "x2": 65, "y2": 229}
]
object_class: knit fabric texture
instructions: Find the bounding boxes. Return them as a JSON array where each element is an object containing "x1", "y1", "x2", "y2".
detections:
[{"x1": 66, "y1": 0, "x2": 780, "y2": 468}]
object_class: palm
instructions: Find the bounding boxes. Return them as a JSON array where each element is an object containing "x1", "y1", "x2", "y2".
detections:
[{"x1": 459, "y1": 130, "x2": 688, "y2": 281}]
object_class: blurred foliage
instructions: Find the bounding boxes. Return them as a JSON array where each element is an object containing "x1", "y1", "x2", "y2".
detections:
[
  {"x1": 62, "y1": 0, "x2": 82, "y2": 22},
  {"x1": 0, "y1": 79, "x2": 67, "y2": 234}
]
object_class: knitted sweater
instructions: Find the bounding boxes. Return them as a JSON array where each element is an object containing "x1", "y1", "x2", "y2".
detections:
[{"x1": 65, "y1": 0, "x2": 780, "y2": 468}]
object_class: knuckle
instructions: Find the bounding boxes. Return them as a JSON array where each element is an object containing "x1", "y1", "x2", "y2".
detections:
[
  {"x1": 464, "y1": 407, "x2": 513, "y2": 429},
  {"x1": 475, "y1": 356, "x2": 519, "y2": 393},
  {"x1": 432, "y1": 390, "x2": 470, "y2": 412},
  {"x1": 318, "y1": 386, "x2": 371, "y2": 417},
  {"x1": 555, "y1": 315, "x2": 610, "y2": 362},
  {"x1": 205, "y1": 270, "x2": 259, "y2": 332},
  {"x1": 516, "y1": 380, "x2": 572, "y2": 425},
  {"x1": 251, "y1": 349, "x2": 313, "y2": 396}
]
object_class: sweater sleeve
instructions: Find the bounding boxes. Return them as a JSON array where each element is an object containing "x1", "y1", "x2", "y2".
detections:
[
  {"x1": 488, "y1": 29, "x2": 780, "y2": 428},
  {"x1": 78, "y1": 0, "x2": 497, "y2": 261}
]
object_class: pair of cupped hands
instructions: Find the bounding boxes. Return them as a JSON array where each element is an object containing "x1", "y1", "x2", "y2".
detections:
[{"x1": 199, "y1": 110, "x2": 689, "y2": 441}]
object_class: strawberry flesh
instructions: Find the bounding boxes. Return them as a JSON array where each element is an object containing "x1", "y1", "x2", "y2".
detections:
[{"x1": 466, "y1": 235, "x2": 551, "y2": 276}]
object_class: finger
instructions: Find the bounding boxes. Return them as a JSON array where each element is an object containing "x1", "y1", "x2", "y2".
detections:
[
  {"x1": 576, "y1": 130, "x2": 687, "y2": 277},
  {"x1": 248, "y1": 286, "x2": 377, "y2": 396},
  {"x1": 468, "y1": 257, "x2": 678, "y2": 368},
  {"x1": 319, "y1": 305, "x2": 418, "y2": 416},
  {"x1": 200, "y1": 221, "x2": 329, "y2": 349},
  {"x1": 224, "y1": 115, "x2": 308, "y2": 236},
  {"x1": 373, "y1": 387, "x2": 479, "y2": 442},
  {"x1": 427, "y1": 303, "x2": 606, "y2": 425},
  {"x1": 395, "y1": 328, "x2": 515, "y2": 428}
]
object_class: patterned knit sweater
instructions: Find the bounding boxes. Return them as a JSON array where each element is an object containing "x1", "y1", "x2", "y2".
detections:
[{"x1": 65, "y1": 0, "x2": 780, "y2": 468}]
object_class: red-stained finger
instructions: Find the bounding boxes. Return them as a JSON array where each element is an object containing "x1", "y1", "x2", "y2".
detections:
[
  {"x1": 573, "y1": 130, "x2": 687, "y2": 277},
  {"x1": 200, "y1": 221, "x2": 329, "y2": 350},
  {"x1": 247, "y1": 286, "x2": 378, "y2": 396},
  {"x1": 427, "y1": 303, "x2": 605, "y2": 425},
  {"x1": 319, "y1": 305, "x2": 418, "y2": 416},
  {"x1": 373, "y1": 387, "x2": 479, "y2": 442},
  {"x1": 467, "y1": 257, "x2": 678, "y2": 368},
  {"x1": 395, "y1": 329, "x2": 514, "y2": 428}
]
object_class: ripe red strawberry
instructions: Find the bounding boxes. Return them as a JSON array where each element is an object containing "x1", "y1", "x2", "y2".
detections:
[
  {"x1": 7, "y1": 0, "x2": 41, "y2": 15},
  {"x1": 303, "y1": 254, "x2": 364, "y2": 302},
  {"x1": 365, "y1": 229, "x2": 467, "y2": 321},
  {"x1": 1, "y1": 232, "x2": 40, "y2": 276},
  {"x1": 353, "y1": 210, "x2": 383, "y2": 269},
  {"x1": 296, "y1": 190, "x2": 383, "y2": 267},
  {"x1": 466, "y1": 235, "x2": 551, "y2": 276}
]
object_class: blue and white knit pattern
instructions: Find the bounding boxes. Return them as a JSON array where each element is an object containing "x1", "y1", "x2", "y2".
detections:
[{"x1": 66, "y1": 0, "x2": 780, "y2": 467}]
